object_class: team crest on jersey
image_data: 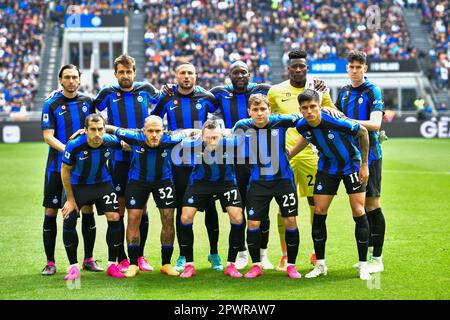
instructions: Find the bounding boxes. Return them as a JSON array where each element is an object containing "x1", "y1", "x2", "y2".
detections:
[
  {"x1": 161, "y1": 151, "x2": 168, "y2": 158},
  {"x1": 286, "y1": 93, "x2": 291, "y2": 97},
  {"x1": 248, "y1": 208, "x2": 255, "y2": 216},
  {"x1": 130, "y1": 197, "x2": 136, "y2": 206},
  {"x1": 104, "y1": 151, "x2": 110, "y2": 158},
  {"x1": 229, "y1": 93, "x2": 233, "y2": 97},
  {"x1": 271, "y1": 129, "x2": 279, "y2": 136},
  {"x1": 327, "y1": 132, "x2": 334, "y2": 140},
  {"x1": 137, "y1": 96, "x2": 143, "y2": 103},
  {"x1": 84, "y1": 151, "x2": 88, "y2": 155},
  {"x1": 82, "y1": 105, "x2": 88, "y2": 113},
  {"x1": 61, "y1": 105, "x2": 66, "y2": 110},
  {"x1": 188, "y1": 197, "x2": 194, "y2": 204},
  {"x1": 317, "y1": 183, "x2": 323, "y2": 191},
  {"x1": 358, "y1": 97, "x2": 363, "y2": 104},
  {"x1": 116, "y1": 92, "x2": 121, "y2": 97},
  {"x1": 195, "y1": 103, "x2": 202, "y2": 110},
  {"x1": 174, "y1": 100, "x2": 178, "y2": 105}
]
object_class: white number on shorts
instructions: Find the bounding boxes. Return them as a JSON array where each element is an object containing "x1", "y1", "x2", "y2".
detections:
[
  {"x1": 158, "y1": 187, "x2": 173, "y2": 199},
  {"x1": 282, "y1": 193, "x2": 296, "y2": 207},
  {"x1": 349, "y1": 172, "x2": 359, "y2": 184},
  {"x1": 224, "y1": 189, "x2": 238, "y2": 202},
  {"x1": 103, "y1": 193, "x2": 118, "y2": 204}
]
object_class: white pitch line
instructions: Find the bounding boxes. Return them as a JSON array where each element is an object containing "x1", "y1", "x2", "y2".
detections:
[{"x1": 384, "y1": 170, "x2": 450, "y2": 175}]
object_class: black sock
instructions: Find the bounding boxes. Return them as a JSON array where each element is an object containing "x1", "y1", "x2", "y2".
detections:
[
  {"x1": 260, "y1": 219, "x2": 270, "y2": 250},
  {"x1": 285, "y1": 228, "x2": 299, "y2": 264},
  {"x1": 367, "y1": 208, "x2": 385, "y2": 257},
  {"x1": 63, "y1": 212, "x2": 79, "y2": 265},
  {"x1": 176, "y1": 206, "x2": 182, "y2": 252},
  {"x1": 117, "y1": 216, "x2": 127, "y2": 262},
  {"x1": 205, "y1": 201, "x2": 219, "y2": 255},
  {"x1": 312, "y1": 214, "x2": 327, "y2": 260},
  {"x1": 366, "y1": 209, "x2": 374, "y2": 248},
  {"x1": 247, "y1": 228, "x2": 261, "y2": 263},
  {"x1": 81, "y1": 212, "x2": 96, "y2": 261},
  {"x1": 238, "y1": 214, "x2": 247, "y2": 251},
  {"x1": 228, "y1": 222, "x2": 245, "y2": 263},
  {"x1": 354, "y1": 215, "x2": 370, "y2": 262},
  {"x1": 161, "y1": 245, "x2": 174, "y2": 265},
  {"x1": 43, "y1": 214, "x2": 57, "y2": 263},
  {"x1": 106, "y1": 220, "x2": 121, "y2": 262},
  {"x1": 128, "y1": 244, "x2": 140, "y2": 265},
  {"x1": 139, "y1": 212, "x2": 149, "y2": 257},
  {"x1": 179, "y1": 222, "x2": 193, "y2": 262}
]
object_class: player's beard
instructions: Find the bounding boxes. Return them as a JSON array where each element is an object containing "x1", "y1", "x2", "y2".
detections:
[
  {"x1": 119, "y1": 79, "x2": 133, "y2": 89},
  {"x1": 231, "y1": 79, "x2": 248, "y2": 92},
  {"x1": 179, "y1": 82, "x2": 194, "y2": 91},
  {"x1": 61, "y1": 83, "x2": 78, "y2": 94}
]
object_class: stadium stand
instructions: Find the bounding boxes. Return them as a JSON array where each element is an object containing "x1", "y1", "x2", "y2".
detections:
[
  {"x1": 142, "y1": 0, "x2": 272, "y2": 88},
  {"x1": 0, "y1": 0, "x2": 46, "y2": 114}
]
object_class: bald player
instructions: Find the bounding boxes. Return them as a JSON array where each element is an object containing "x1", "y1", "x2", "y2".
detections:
[{"x1": 268, "y1": 50, "x2": 338, "y2": 271}]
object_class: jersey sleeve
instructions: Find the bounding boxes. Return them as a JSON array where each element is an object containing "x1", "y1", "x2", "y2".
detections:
[
  {"x1": 163, "y1": 132, "x2": 186, "y2": 147},
  {"x1": 140, "y1": 82, "x2": 162, "y2": 104},
  {"x1": 204, "y1": 91, "x2": 218, "y2": 113},
  {"x1": 103, "y1": 134, "x2": 123, "y2": 149},
  {"x1": 150, "y1": 94, "x2": 168, "y2": 118},
  {"x1": 267, "y1": 87, "x2": 278, "y2": 113},
  {"x1": 93, "y1": 87, "x2": 111, "y2": 111},
  {"x1": 114, "y1": 128, "x2": 143, "y2": 146},
  {"x1": 41, "y1": 99, "x2": 55, "y2": 130},
  {"x1": 370, "y1": 86, "x2": 384, "y2": 113},
  {"x1": 335, "y1": 88, "x2": 345, "y2": 111},
  {"x1": 251, "y1": 83, "x2": 271, "y2": 95},
  {"x1": 62, "y1": 140, "x2": 77, "y2": 166},
  {"x1": 324, "y1": 114, "x2": 360, "y2": 136}
]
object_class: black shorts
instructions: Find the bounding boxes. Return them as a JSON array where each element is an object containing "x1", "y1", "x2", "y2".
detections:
[
  {"x1": 42, "y1": 171, "x2": 64, "y2": 209},
  {"x1": 246, "y1": 179, "x2": 298, "y2": 221},
  {"x1": 125, "y1": 179, "x2": 177, "y2": 209},
  {"x1": 72, "y1": 182, "x2": 119, "y2": 215},
  {"x1": 314, "y1": 171, "x2": 366, "y2": 195},
  {"x1": 183, "y1": 182, "x2": 243, "y2": 212},
  {"x1": 366, "y1": 159, "x2": 382, "y2": 198},
  {"x1": 109, "y1": 160, "x2": 130, "y2": 196}
]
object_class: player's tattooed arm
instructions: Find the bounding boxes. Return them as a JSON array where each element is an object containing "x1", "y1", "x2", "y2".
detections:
[
  {"x1": 355, "y1": 125, "x2": 369, "y2": 184},
  {"x1": 61, "y1": 163, "x2": 78, "y2": 218},
  {"x1": 288, "y1": 136, "x2": 309, "y2": 159}
]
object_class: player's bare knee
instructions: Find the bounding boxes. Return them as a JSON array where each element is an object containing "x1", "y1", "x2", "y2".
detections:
[
  {"x1": 105, "y1": 212, "x2": 120, "y2": 221},
  {"x1": 247, "y1": 220, "x2": 260, "y2": 230},
  {"x1": 352, "y1": 207, "x2": 365, "y2": 217},
  {"x1": 365, "y1": 197, "x2": 381, "y2": 212},
  {"x1": 45, "y1": 208, "x2": 58, "y2": 215},
  {"x1": 283, "y1": 217, "x2": 297, "y2": 230}
]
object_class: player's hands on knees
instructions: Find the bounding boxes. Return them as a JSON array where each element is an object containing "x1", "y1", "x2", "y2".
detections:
[
  {"x1": 69, "y1": 128, "x2": 86, "y2": 141},
  {"x1": 161, "y1": 83, "x2": 176, "y2": 96},
  {"x1": 322, "y1": 107, "x2": 344, "y2": 119},
  {"x1": 62, "y1": 200, "x2": 78, "y2": 218},
  {"x1": 359, "y1": 163, "x2": 369, "y2": 185}
]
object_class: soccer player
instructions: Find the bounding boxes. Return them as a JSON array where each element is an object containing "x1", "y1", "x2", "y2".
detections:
[
  {"x1": 61, "y1": 114, "x2": 126, "y2": 280},
  {"x1": 290, "y1": 89, "x2": 372, "y2": 280},
  {"x1": 94, "y1": 54, "x2": 161, "y2": 273},
  {"x1": 267, "y1": 50, "x2": 336, "y2": 271},
  {"x1": 336, "y1": 50, "x2": 386, "y2": 273},
  {"x1": 41, "y1": 64, "x2": 101, "y2": 275},
  {"x1": 151, "y1": 63, "x2": 223, "y2": 272},
  {"x1": 232, "y1": 94, "x2": 301, "y2": 279},
  {"x1": 210, "y1": 60, "x2": 272, "y2": 270},
  {"x1": 178, "y1": 120, "x2": 245, "y2": 278},
  {"x1": 108, "y1": 116, "x2": 198, "y2": 277}
]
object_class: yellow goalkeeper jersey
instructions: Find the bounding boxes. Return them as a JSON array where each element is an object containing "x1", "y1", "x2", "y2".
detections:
[{"x1": 267, "y1": 80, "x2": 336, "y2": 160}]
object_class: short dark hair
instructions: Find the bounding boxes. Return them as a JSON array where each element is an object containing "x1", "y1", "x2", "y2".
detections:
[
  {"x1": 85, "y1": 113, "x2": 106, "y2": 129},
  {"x1": 248, "y1": 93, "x2": 269, "y2": 109},
  {"x1": 297, "y1": 89, "x2": 320, "y2": 106},
  {"x1": 202, "y1": 120, "x2": 219, "y2": 131},
  {"x1": 58, "y1": 64, "x2": 81, "y2": 79},
  {"x1": 114, "y1": 53, "x2": 136, "y2": 72},
  {"x1": 288, "y1": 50, "x2": 307, "y2": 61},
  {"x1": 347, "y1": 50, "x2": 367, "y2": 65}
]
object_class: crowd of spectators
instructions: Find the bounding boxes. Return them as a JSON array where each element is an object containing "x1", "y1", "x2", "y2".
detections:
[
  {"x1": 270, "y1": 0, "x2": 415, "y2": 77},
  {"x1": 143, "y1": 0, "x2": 272, "y2": 88},
  {"x1": 0, "y1": 0, "x2": 46, "y2": 115},
  {"x1": 420, "y1": 0, "x2": 449, "y2": 91}
]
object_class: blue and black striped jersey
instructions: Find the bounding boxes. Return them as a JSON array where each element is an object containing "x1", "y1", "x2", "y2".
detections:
[
  {"x1": 62, "y1": 134, "x2": 121, "y2": 185},
  {"x1": 181, "y1": 137, "x2": 240, "y2": 185},
  {"x1": 335, "y1": 78, "x2": 383, "y2": 163},
  {"x1": 233, "y1": 114, "x2": 299, "y2": 182},
  {"x1": 93, "y1": 81, "x2": 161, "y2": 162},
  {"x1": 114, "y1": 128, "x2": 184, "y2": 183},
  {"x1": 41, "y1": 92, "x2": 95, "y2": 173},
  {"x1": 210, "y1": 83, "x2": 271, "y2": 128},
  {"x1": 151, "y1": 85, "x2": 217, "y2": 131},
  {"x1": 296, "y1": 112, "x2": 361, "y2": 176}
]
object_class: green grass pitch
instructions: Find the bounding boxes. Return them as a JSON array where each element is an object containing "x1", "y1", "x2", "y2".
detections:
[{"x1": 0, "y1": 139, "x2": 449, "y2": 300}]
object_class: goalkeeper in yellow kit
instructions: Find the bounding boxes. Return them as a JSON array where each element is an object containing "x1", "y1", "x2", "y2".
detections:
[{"x1": 268, "y1": 50, "x2": 337, "y2": 271}]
